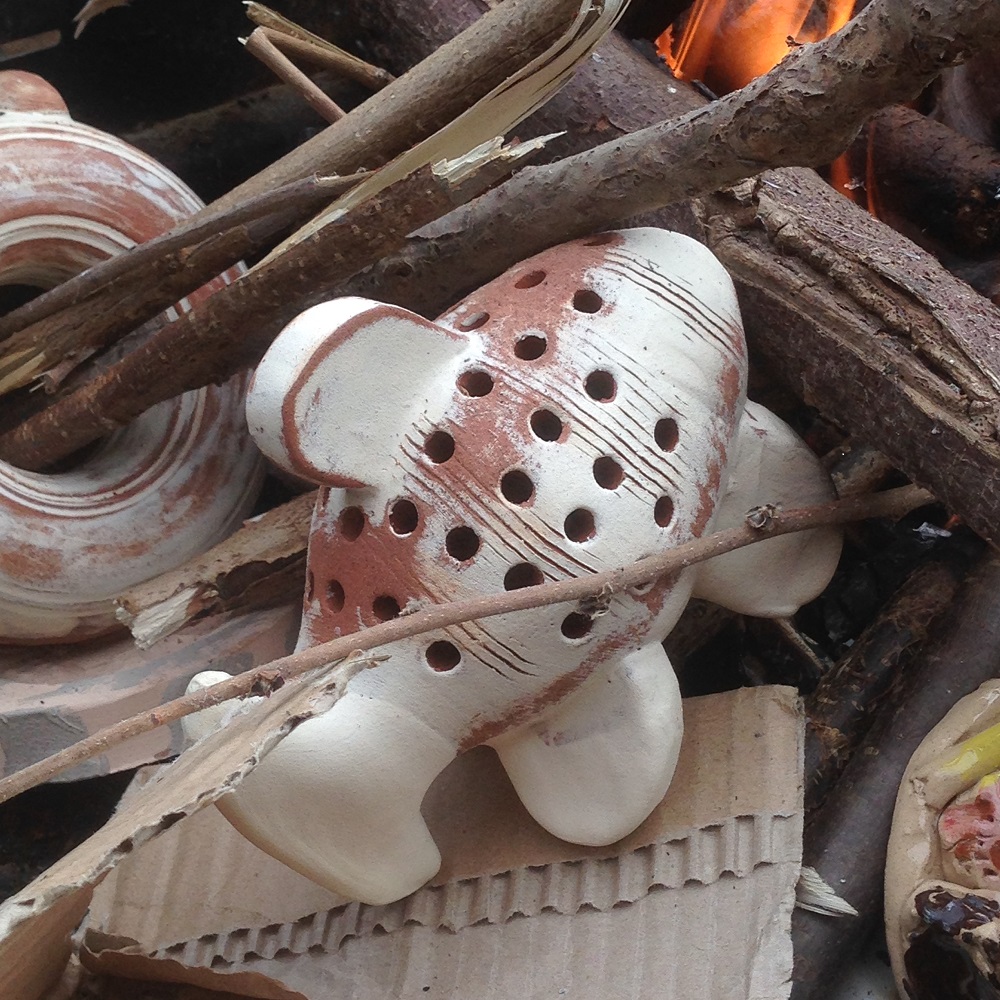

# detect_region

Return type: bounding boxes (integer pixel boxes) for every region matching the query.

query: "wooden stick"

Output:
[803,551,977,813]
[0,29,61,61]
[0,0,582,355]
[0,0,584,421]
[245,2,395,90]
[867,104,1000,268]
[711,171,1000,545]
[827,443,896,500]
[0,138,552,470]
[265,30,394,91]
[0,175,361,394]
[0,174,357,343]
[243,28,346,124]
[355,0,1000,313]
[209,0,585,216]
[0,484,931,806]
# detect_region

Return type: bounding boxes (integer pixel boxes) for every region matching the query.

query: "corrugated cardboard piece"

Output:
[81,685,805,1000]
[0,655,356,1000]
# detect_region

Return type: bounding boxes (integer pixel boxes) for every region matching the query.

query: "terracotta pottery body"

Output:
[0,71,263,643]
[188,228,842,904]
[886,681,1000,999]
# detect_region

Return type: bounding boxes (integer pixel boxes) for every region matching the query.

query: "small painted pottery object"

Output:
[187,228,842,904]
[886,680,1000,1000]
[0,71,263,643]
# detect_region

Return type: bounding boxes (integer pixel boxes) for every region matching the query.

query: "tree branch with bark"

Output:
[3,0,998,484]
[0,0,587,390]
[0,136,554,470]
[342,0,1000,542]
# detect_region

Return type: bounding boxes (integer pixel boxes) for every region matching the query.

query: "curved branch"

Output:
[354,0,1000,316]
[0,175,362,395]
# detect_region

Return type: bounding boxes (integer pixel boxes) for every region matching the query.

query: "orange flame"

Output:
[658,0,854,95]
[827,119,874,209]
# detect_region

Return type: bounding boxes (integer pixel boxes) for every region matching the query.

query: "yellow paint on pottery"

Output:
[937,721,1000,787]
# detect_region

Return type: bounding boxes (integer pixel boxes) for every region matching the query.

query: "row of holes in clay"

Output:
[426,607,594,672]
[445,275,681,525]
[337,489,674,558]
[312,576,592,673]
[314,237,628,670]
[529,409,679,453]
[455,366,617,402]
[496,461,675,526]
[339,467,675,538]
[425,420,679,505]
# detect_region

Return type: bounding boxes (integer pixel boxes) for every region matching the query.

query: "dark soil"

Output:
[0,770,135,901]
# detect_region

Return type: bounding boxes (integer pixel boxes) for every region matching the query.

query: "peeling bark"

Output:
[702,170,1000,541]
[115,491,316,648]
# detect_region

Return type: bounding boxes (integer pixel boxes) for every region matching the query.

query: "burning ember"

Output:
[656,1,861,206]
[658,0,854,96]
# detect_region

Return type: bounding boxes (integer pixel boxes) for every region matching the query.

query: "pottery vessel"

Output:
[0,71,263,643]
[886,680,1000,999]
[188,228,842,904]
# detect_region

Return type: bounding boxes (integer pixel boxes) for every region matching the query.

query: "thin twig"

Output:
[266,30,394,91]
[245,2,395,90]
[243,28,345,124]
[0,29,61,61]
[0,484,931,805]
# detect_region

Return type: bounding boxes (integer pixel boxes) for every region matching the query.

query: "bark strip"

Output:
[115,490,317,648]
[705,170,1000,543]
[0,176,360,395]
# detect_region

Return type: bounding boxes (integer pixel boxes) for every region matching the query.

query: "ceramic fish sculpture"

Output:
[188,228,842,904]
